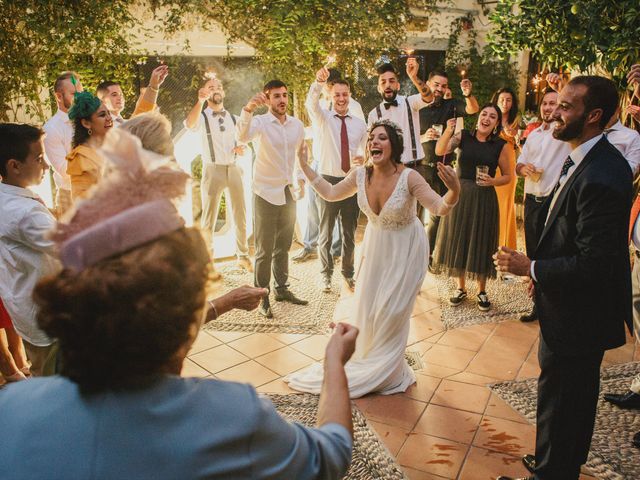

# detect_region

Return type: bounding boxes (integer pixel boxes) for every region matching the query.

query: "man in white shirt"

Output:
[515,89,571,322]
[0,124,60,377]
[367,61,433,165]
[306,67,367,292]
[43,71,84,216]
[96,65,169,125]
[604,108,640,176]
[237,80,307,318]
[184,78,251,277]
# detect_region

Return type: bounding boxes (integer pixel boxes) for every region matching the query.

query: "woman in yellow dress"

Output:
[66,91,114,201]
[491,87,519,250]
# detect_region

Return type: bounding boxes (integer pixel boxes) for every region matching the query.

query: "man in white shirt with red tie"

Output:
[306,67,367,292]
[43,71,84,216]
[237,80,308,318]
[367,61,433,165]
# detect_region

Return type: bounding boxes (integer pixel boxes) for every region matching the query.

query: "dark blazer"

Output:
[533,136,633,355]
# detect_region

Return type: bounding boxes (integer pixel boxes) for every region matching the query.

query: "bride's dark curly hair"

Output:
[365,119,404,183]
[34,227,210,394]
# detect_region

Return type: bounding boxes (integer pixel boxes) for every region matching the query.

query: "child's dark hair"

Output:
[0,123,44,177]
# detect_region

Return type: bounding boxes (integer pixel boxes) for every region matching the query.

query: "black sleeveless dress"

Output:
[432,130,506,279]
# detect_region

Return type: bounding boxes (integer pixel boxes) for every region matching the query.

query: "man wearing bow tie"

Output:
[367,61,433,165]
[185,78,252,278]
[494,76,632,480]
[43,71,84,217]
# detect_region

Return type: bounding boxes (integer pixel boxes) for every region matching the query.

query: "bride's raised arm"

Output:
[407,164,460,216]
[297,143,358,201]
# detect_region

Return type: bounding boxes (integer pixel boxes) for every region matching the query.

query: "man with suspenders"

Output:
[185,78,252,278]
[367,61,433,173]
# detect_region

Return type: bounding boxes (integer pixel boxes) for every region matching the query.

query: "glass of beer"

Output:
[529,168,544,182]
[476,165,489,185]
[432,124,443,138]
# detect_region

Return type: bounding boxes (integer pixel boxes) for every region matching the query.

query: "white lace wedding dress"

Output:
[285,166,454,398]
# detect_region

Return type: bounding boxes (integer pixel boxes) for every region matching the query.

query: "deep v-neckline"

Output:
[363,168,407,217]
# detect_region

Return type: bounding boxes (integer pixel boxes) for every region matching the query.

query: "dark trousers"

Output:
[534,336,603,480]
[253,189,296,292]
[318,174,359,278]
[413,163,446,251]
[524,194,549,256]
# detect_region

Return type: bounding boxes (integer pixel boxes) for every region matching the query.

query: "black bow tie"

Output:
[212,110,226,116]
[383,100,398,110]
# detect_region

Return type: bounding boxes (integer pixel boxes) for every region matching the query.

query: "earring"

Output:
[493,127,497,135]
[88,128,92,135]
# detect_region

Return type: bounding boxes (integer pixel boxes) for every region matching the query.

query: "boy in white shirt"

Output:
[0,124,60,376]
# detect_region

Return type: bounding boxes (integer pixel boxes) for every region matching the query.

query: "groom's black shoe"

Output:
[275,288,308,305]
[519,306,537,323]
[603,391,640,409]
[495,477,533,480]
[521,454,536,474]
[633,431,640,448]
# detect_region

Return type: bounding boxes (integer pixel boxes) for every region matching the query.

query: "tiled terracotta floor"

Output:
[187,271,638,480]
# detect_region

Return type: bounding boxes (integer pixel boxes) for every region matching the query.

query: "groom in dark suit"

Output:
[494,76,633,480]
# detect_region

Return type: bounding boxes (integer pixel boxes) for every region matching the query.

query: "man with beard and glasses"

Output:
[515,89,571,323]
[494,76,632,480]
[418,70,479,263]
[367,62,433,166]
[96,65,169,125]
[185,78,252,278]
[43,71,84,216]
[237,80,308,318]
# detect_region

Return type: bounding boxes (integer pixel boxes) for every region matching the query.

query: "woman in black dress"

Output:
[431,104,515,311]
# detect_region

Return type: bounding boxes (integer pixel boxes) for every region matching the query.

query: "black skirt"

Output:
[432,179,499,280]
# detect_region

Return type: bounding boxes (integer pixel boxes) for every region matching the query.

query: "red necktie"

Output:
[337,115,350,173]
[629,194,640,244]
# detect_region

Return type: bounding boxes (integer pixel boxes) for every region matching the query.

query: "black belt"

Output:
[526,193,549,203]
[405,159,433,168]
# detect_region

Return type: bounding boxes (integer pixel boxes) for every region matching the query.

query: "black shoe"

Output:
[477,291,491,311]
[521,454,535,474]
[322,275,332,293]
[449,289,467,307]
[603,391,640,409]
[275,289,308,305]
[344,276,355,291]
[633,431,640,448]
[496,477,533,480]
[519,307,538,323]
[258,298,273,318]
[292,249,316,262]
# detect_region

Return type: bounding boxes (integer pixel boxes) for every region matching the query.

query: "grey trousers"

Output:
[200,163,248,258]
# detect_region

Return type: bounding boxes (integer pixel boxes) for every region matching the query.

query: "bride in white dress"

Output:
[286,120,460,398]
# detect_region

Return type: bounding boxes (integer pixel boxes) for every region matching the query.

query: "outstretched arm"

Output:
[407,167,459,216]
[297,143,358,201]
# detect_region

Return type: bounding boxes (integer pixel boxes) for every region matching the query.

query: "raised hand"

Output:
[460,78,472,97]
[437,162,460,189]
[316,67,330,83]
[245,92,268,113]
[149,65,169,89]
[445,117,457,133]
[628,64,640,99]
[406,57,419,79]
[198,80,214,103]
[546,73,563,92]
